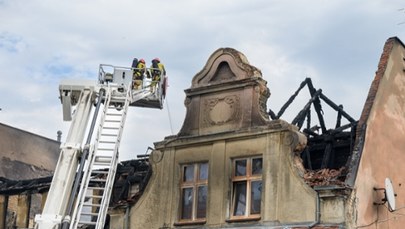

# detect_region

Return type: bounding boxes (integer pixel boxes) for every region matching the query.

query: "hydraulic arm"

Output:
[35,87,96,228]
[35,64,167,229]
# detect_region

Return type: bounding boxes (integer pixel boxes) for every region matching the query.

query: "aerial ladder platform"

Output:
[34,64,167,229]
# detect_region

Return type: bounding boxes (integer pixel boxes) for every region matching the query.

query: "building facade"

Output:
[126,37,405,228]
[128,48,319,228]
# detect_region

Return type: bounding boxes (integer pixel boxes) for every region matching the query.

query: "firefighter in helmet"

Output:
[150,58,166,93]
[133,58,146,89]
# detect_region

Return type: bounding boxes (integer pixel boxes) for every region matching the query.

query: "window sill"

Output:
[174,219,207,226]
[226,216,261,223]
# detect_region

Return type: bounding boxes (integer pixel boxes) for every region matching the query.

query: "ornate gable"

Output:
[192,48,262,87]
[179,48,270,136]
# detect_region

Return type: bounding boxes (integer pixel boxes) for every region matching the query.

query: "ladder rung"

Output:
[95,160,112,164]
[108,100,125,105]
[81,212,100,216]
[78,220,97,225]
[104,119,121,123]
[83,203,101,207]
[102,127,119,130]
[100,133,118,137]
[99,140,116,144]
[94,162,111,167]
[108,105,124,109]
[97,148,115,151]
[90,178,107,182]
[109,97,126,102]
[86,194,103,199]
[89,186,106,191]
[106,113,123,116]
[91,170,109,175]
[96,155,113,159]
[95,160,112,165]
[109,96,126,100]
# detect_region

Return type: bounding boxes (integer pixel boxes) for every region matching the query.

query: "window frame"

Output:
[229,156,262,221]
[176,162,209,225]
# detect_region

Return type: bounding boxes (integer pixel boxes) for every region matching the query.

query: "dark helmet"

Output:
[131,58,139,68]
[152,58,160,63]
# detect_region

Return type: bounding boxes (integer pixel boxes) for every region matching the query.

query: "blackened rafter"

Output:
[269,78,358,170]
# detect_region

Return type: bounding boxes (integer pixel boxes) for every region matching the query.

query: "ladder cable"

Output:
[165,96,174,135]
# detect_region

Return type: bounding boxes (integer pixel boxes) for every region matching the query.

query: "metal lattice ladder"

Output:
[70,87,131,229]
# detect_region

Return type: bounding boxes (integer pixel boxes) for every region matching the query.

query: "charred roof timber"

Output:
[269,78,358,186]
[0,158,151,207]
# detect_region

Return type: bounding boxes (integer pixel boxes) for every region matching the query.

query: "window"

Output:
[230,157,262,220]
[178,162,209,224]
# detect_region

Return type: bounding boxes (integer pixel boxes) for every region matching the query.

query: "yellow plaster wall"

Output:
[130,128,317,228]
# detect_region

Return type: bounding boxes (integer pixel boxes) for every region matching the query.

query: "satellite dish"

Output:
[385,178,396,212]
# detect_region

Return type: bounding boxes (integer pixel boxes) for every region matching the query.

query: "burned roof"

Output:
[0,158,151,207]
[268,77,357,187]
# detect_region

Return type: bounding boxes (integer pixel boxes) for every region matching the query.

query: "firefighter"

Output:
[133,58,146,89]
[150,58,166,93]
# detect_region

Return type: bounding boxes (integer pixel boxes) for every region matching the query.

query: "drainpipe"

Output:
[124,204,130,229]
[308,191,320,228]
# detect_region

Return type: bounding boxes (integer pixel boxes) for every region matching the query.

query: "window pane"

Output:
[199,163,209,181]
[252,158,263,175]
[196,185,208,219]
[183,165,194,182]
[232,182,247,216]
[250,181,262,214]
[181,188,193,219]
[235,159,247,176]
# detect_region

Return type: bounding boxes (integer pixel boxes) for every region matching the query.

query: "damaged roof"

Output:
[268,77,357,188]
[0,158,151,208]
[269,37,405,189]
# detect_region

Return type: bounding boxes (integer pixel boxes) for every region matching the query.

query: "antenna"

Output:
[373,177,397,212]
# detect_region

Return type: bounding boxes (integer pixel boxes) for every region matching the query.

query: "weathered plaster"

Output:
[352,38,405,228]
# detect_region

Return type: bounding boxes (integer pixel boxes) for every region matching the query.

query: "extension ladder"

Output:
[70,86,130,229]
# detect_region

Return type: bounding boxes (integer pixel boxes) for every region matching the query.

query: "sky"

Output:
[1,0,405,161]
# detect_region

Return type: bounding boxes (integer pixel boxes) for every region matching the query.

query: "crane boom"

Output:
[35,64,166,229]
